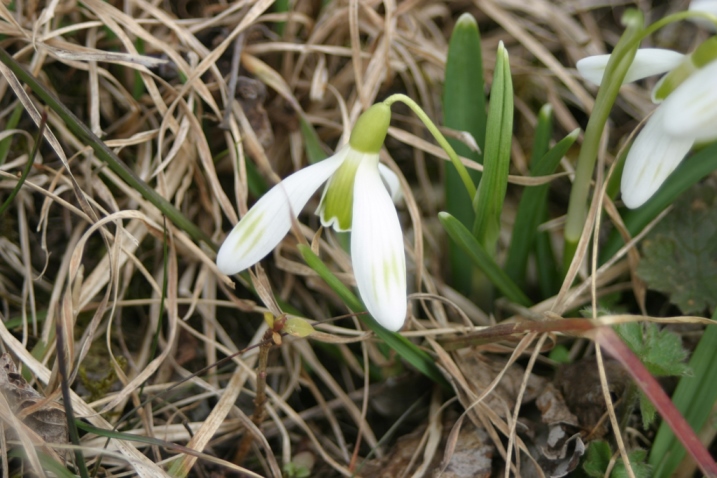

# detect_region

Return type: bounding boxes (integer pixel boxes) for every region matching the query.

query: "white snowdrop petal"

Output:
[661,61,717,142]
[576,54,612,85]
[378,163,404,204]
[621,107,695,209]
[689,0,717,31]
[351,157,407,331]
[216,149,347,274]
[577,49,684,86]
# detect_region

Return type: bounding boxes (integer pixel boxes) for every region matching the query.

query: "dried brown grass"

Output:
[0,0,705,476]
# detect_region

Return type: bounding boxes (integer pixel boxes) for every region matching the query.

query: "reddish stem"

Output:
[595,327,717,477]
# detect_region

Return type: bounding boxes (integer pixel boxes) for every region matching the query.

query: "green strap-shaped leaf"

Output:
[298,245,450,389]
[443,13,487,295]
[504,125,580,286]
[0,115,44,216]
[272,0,290,36]
[504,104,553,286]
[440,212,531,307]
[472,42,513,256]
[0,102,24,166]
[534,227,559,298]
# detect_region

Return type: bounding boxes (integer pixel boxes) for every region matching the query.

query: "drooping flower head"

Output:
[577,37,717,208]
[217,104,407,331]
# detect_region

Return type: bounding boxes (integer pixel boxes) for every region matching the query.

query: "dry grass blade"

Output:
[0,0,711,475]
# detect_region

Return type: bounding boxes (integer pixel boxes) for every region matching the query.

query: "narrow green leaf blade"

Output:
[504,126,579,285]
[0,112,46,216]
[530,104,554,166]
[649,311,717,476]
[472,42,514,256]
[440,212,531,307]
[272,0,290,36]
[443,12,486,295]
[504,103,554,285]
[0,102,23,166]
[300,115,329,164]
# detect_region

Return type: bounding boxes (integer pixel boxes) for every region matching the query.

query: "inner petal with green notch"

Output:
[317,149,367,232]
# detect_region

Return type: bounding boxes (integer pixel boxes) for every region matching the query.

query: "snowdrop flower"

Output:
[217,104,407,331]
[577,38,717,208]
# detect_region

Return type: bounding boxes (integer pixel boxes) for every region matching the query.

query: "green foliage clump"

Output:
[583,440,651,478]
[638,186,717,314]
[614,322,689,428]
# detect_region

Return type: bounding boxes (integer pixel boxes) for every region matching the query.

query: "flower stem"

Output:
[639,11,717,40]
[383,93,477,200]
[562,9,644,274]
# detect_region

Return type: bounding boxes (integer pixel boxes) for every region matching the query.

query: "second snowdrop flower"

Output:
[217,104,407,331]
[577,38,717,208]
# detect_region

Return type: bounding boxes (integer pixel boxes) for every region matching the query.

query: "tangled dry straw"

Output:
[0,0,705,476]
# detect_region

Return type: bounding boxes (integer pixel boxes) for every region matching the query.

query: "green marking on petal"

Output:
[654,38,717,102]
[380,253,401,296]
[653,59,695,102]
[349,103,391,153]
[237,210,267,255]
[318,151,364,231]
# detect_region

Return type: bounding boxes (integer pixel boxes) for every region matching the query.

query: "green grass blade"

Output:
[272,0,290,36]
[244,156,269,197]
[439,212,532,307]
[599,141,717,263]
[8,449,76,478]
[0,102,24,166]
[649,312,717,476]
[300,115,329,164]
[76,420,181,447]
[0,112,45,216]
[534,225,559,297]
[443,13,486,294]
[504,127,579,286]
[530,104,554,165]
[504,104,553,284]
[471,42,513,256]
[132,38,146,100]
[297,245,450,389]
[0,47,215,250]
[532,106,563,297]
